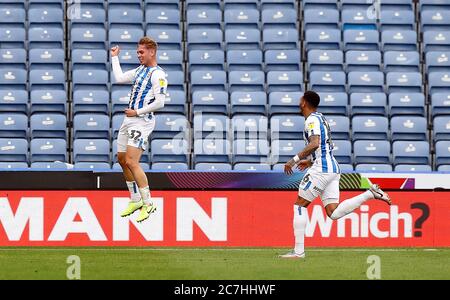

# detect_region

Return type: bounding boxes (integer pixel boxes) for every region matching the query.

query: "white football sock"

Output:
[126,181,141,202]
[139,186,153,206]
[293,205,307,255]
[330,190,373,220]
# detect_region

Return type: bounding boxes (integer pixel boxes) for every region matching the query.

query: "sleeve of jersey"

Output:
[111,56,136,84]
[136,70,167,116]
[305,117,321,137]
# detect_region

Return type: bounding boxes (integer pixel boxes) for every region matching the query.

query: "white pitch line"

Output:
[0,248,440,252]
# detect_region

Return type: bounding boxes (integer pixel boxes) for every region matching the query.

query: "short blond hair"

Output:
[138,37,158,50]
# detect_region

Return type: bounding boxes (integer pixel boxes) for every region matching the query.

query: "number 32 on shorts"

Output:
[128,129,142,141]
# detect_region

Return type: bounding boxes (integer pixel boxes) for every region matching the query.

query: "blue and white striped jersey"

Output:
[303,112,340,174]
[128,65,167,116]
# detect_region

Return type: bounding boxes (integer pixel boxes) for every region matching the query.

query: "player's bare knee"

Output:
[125,157,139,170]
[118,154,127,166]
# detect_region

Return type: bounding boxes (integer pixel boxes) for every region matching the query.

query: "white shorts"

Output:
[117,116,155,152]
[298,168,341,207]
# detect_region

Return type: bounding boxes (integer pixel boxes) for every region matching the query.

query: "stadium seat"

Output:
[344,30,379,51]
[270,115,304,140]
[386,72,423,94]
[0,90,28,114]
[267,71,303,93]
[232,114,268,140]
[352,116,389,141]
[345,50,381,71]
[151,162,189,170]
[233,139,270,164]
[423,31,450,52]
[0,25,26,48]
[264,50,302,72]
[433,116,450,142]
[233,163,271,171]
[435,140,450,168]
[354,140,391,165]
[268,91,302,115]
[419,0,450,11]
[331,140,352,165]
[152,114,189,140]
[389,93,426,117]
[431,93,450,118]
[0,113,27,138]
[338,164,354,172]
[187,28,223,51]
[391,116,428,141]
[270,140,303,164]
[263,28,299,50]
[30,48,65,71]
[227,50,263,71]
[30,138,66,163]
[73,89,109,115]
[326,115,351,140]
[73,114,110,140]
[394,164,432,172]
[350,93,387,116]
[0,162,29,170]
[73,139,110,163]
[348,71,384,93]
[0,48,26,70]
[384,51,420,72]
[28,26,64,49]
[0,68,27,91]
[150,139,189,163]
[393,141,430,166]
[305,29,341,51]
[429,72,450,95]
[0,138,27,162]
[309,71,346,92]
[303,0,337,10]
[189,50,225,72]
[225,9,259,30]
[230,91,266,116]
[382,30,417,51]
[190,70,227,92]
[421,10,450,33]
[303,8,339,30]
[229,71,265,93]
[29,69,65,91]
[355,164,393,172]
[158,90,186,115]
[192,91,228,115]
[308,50,344,72]
[262,8,296,30]
[380,9,415,31]
[194,163,233,171]
[193,113,229,139]
[74,162,111,171]
[147,28,182,50]
[193,139,231,164]
[318,93,348,116]
[426,51,450,73]
[158,49,183,71]
[187,8,222,30]
[342,8,377,30]
[30,113,66,139]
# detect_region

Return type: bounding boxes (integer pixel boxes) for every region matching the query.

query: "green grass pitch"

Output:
[0,248,448,280]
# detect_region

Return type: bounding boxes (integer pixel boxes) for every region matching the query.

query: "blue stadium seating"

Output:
[0,0,445,171]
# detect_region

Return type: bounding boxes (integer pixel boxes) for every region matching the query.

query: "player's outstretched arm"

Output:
[111,45,135,84]
[284,136,319,175]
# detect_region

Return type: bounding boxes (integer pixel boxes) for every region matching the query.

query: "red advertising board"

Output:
[0,191,449,247]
